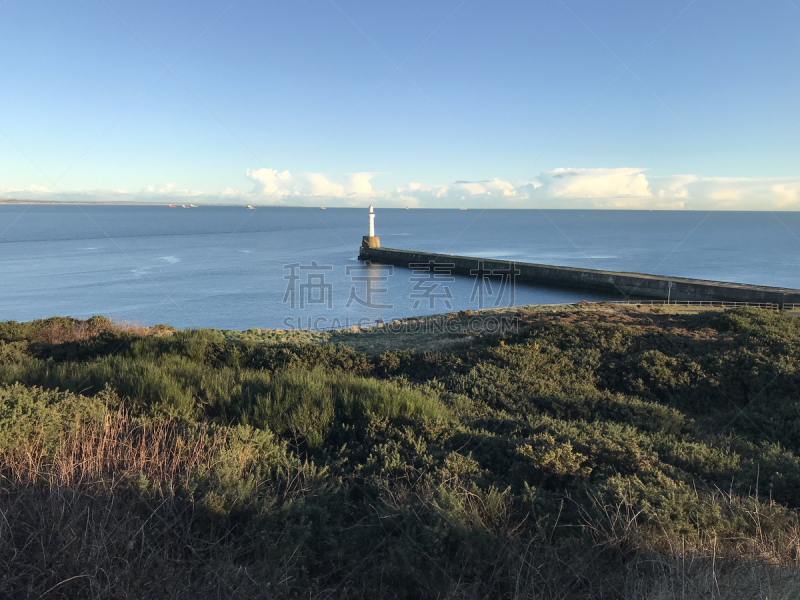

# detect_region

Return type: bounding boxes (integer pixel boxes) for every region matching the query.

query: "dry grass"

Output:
[325,304,740,356]
[0,410,316,599]
[31,317,173,345]
[217,303,775,355]
[329,309,520,355]
[2,413,800,598]
[0,409,280,494]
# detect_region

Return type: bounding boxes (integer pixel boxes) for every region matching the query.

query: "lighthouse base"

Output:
[361,236,380,249]
[359,236,381,259]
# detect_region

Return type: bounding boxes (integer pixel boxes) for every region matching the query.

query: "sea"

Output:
[1,205,799,331]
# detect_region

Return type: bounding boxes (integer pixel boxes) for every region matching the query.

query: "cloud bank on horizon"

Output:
[3,167,799,210]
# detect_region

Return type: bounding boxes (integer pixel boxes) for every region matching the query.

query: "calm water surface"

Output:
[1,205,799,330]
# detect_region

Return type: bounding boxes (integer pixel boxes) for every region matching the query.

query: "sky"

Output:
[0,0,798,209]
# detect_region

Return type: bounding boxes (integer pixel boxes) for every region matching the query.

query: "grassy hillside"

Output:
[1,306,800,599]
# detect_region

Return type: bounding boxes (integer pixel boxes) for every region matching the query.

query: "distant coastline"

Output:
[0,200,701,210]
[2,200,796,212]
[0,199,236,206]
[0,200,360,207]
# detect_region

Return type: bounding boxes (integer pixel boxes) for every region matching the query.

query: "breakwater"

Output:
[358,246,800,307]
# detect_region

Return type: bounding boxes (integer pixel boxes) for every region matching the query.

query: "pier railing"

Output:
[605,300,782,310]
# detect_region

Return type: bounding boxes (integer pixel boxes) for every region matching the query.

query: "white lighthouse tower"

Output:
[368,205,375,237]
[360,205,380,258]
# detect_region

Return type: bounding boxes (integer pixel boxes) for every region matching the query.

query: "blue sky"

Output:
[0,0,798,208]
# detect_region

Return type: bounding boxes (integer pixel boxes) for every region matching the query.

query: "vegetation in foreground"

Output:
[1,306,800,598]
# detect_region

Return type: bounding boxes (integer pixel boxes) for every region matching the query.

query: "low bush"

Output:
[1,307,800,598]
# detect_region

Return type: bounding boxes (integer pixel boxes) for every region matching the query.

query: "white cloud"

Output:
[519,172,800,210]
[455,181,487,195]
[399,182,449,198]
[142,183,204,198]
[453,178,518,197]
[243,169,376,200]
[2,167,799,210]
[654,174,696,200]
[674,177,800,210]
[709,189,743,202]
[2,183,53,195]
[246,168,293,196]
[305,172,344,197]
[595,196,686,210]
[540,167,652,199]
[347,172,374,196]
[772,184,799,208]
[395,178,517,205]
[396,194,422,208]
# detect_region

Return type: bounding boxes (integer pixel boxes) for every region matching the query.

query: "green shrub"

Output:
[0,341,29,365]
[1,308,800,598]
[0,383,109,452]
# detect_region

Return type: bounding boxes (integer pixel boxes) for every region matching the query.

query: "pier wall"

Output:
[358,246,800,306]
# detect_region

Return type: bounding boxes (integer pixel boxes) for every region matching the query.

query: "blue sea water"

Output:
[1,205,799,330]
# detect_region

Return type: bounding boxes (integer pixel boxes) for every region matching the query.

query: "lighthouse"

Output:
[368,205,375,237]
[360,205,381,257]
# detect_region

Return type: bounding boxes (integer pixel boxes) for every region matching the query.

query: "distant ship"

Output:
[246,205,255,210]
[405,206,410,210]
[190,204,198,208]
[460,207,467,210]
[168,204,177,208]
[320,206,326,210]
